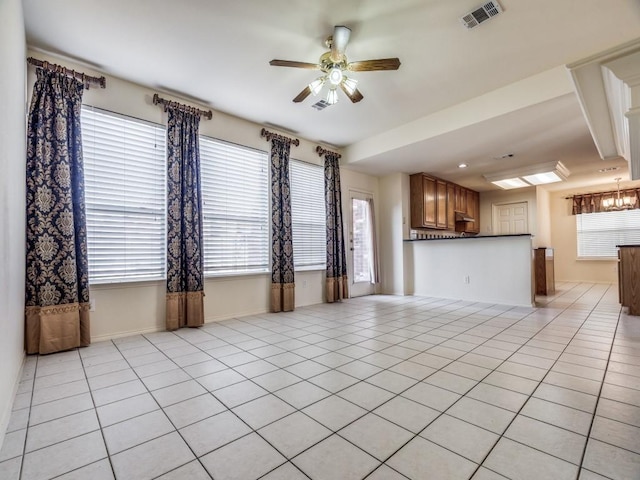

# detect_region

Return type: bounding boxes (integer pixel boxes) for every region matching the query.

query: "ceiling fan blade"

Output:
[330,25,351,63]
[348,58,401,72]
[269,59,321,69]
[293,86,312,103]
[340,83,364,103]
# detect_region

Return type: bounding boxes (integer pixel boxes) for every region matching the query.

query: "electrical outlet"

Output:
[89,299,96,312]
[302,280,307,288]
[464,275,470,284]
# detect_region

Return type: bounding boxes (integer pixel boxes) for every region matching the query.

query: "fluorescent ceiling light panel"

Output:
[491,178,530,189]
[521,171,563,185]
[484,161,570,189]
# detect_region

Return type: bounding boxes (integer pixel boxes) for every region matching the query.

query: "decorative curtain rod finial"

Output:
[316,145,341,159]
[260,127,299,147]
[153,93,212,120]
[27,57,106,89]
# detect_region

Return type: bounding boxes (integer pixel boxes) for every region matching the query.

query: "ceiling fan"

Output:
[269,25,401,106]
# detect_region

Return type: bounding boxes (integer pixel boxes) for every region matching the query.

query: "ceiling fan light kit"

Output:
[326,88,339,105]
[269,25,400,107]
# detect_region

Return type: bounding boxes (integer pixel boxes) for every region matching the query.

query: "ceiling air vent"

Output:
[460,1,503,29]
[312,99,331,111]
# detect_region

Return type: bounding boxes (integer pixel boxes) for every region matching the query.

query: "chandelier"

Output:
[602,177,634,210]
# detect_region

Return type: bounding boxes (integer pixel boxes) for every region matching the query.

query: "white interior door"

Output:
[493,201,529,235]
[349,191,376,297]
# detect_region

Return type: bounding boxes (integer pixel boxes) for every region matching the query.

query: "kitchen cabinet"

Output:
[454,185,466,213]
[410,173,479,232]
[446,182,456,229]
[466,189,480,234]
[454,188,480,234]
[436,180,448,229]
[410,174,437,228]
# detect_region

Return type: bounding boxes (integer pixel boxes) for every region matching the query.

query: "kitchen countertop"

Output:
[404,233,533,242]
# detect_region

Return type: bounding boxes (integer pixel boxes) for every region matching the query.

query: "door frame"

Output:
[347,189,376,298]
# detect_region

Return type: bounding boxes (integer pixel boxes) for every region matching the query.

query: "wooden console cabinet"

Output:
[618,245,640,316]
[534,248,555,296]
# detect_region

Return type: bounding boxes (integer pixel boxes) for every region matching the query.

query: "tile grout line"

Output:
[362,283,595,478]
[575,294,624,479]
[466,283,619,479]
[109,333,220,480]
[357,287,604,477]
[17,355,38,480]
[7,283,630,480]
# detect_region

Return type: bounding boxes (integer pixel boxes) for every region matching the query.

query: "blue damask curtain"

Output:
[270,137,295,312]
[324,152,349,302]
[165,109,205,330]
[25,69,91,354]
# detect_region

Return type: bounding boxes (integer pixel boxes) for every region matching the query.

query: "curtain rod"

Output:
[152,94,212,120]
[316,146,341,158]
[27,57,106,89]
[260,128,299,146]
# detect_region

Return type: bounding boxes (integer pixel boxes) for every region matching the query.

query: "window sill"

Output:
[205,271,270,281]
[90,279,165,290]
[576,257,617,262]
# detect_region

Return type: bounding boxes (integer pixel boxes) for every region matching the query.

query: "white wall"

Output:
[536,187,552,248]
[378,173,410,295]
[550,186,618,283]
[408,236,535,307]
[0,0,26,451]
[27,50,380,341]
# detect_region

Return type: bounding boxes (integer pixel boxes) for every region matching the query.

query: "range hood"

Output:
[455,212,475,222]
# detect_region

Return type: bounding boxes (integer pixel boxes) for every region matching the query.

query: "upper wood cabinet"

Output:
[436,180,448,229]
[410,174,436,228]
[446,182,456,229]
[454,185,466,213]
[411,173,480,233]
[410,174,448,229]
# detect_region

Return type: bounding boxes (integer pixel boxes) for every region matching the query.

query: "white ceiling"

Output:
[23,0,640,191]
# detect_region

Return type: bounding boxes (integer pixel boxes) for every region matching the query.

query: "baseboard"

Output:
[556,279,617,285]
[0,351,26,454]
[91,325,164,343]
[204,307,269,324]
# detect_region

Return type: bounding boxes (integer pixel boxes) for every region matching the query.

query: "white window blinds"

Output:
[200,136,269,275]
[290,159,326,270]
[81,106,167,284]
[576,209,640,258]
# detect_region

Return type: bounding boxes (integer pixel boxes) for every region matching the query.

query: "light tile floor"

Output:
[1,282,640,479]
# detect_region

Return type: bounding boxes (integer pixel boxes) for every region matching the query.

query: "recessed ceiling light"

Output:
[458,163,468,169]
[598,166,620,173]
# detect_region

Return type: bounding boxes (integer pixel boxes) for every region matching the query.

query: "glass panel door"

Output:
[350,191,376,297]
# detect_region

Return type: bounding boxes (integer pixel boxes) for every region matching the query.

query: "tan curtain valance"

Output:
[571,188,640,215]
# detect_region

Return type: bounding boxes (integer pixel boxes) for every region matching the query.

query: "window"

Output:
[290,159,326,270]
[200,136,269,275]
[576,209,640,258]
[82,106,166,284]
